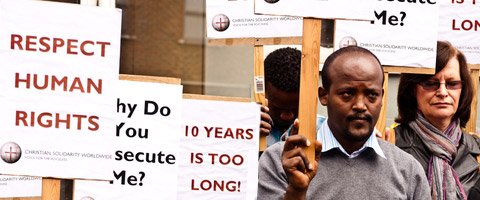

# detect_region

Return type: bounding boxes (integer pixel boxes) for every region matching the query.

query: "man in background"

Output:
[260,47,326,147]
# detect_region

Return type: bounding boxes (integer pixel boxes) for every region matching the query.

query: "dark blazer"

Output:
[395,124,480,196]
[470,178,480,199]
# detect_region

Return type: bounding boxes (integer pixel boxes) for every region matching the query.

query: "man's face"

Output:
[265,83,299,131]
[319,53,383,143]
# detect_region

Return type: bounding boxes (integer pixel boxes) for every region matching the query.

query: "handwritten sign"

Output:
[335,0,438,68]
[0,0,121,180]
[438,0,480,64]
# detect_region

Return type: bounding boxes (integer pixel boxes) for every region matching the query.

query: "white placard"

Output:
[74,98,260,200]
[335,1,438,68]
[254,0,373,21]
[207,0,302,39]
[74,80,183,200]
[438,0,480,64]
[0,0,121,180]
[177,99,259,200]
[0,175,41,198]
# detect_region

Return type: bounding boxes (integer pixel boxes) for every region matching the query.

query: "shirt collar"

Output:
[317,121,386,159]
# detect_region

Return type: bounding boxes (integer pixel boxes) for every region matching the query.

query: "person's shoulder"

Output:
[394,124,416,147]
[462,132,480,154]
[378,139,421,165]
[378,139,409,156]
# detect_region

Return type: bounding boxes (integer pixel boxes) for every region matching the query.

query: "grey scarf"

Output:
[409,113,467,200]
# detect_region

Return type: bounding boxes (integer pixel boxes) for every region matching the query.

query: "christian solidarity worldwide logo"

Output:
[1,142,22,164]
[212,14,230,32]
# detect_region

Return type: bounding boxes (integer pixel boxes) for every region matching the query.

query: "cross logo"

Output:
[339,36,358,48]
[5,146,18,161]
[212,14,230,32]
[1,142,22,164]
[216,18,226,30]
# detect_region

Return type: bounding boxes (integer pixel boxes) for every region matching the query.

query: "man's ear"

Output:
[318,87,328,106]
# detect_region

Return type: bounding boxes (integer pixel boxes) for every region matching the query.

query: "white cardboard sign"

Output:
[206,0,302,39]
[335,0,438,68]
[0,175,41,198]
[74,98,260,200]
[74,80,183,200]
[438,0,480,64]
[177,99,259,200]
[254,0,373,21]
[0,0,121,180]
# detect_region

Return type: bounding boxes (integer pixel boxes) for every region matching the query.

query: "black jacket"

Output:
[470,178,480,199]
[395,124,480,196]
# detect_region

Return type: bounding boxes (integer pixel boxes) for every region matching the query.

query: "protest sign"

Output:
[0,175,41,198]
[335,0,438,68]
[177,99,259,200]
[438,0,480,64]
[206,0,302,39]
[254,0,373,20]
[75,97,259,200]
[74,80,183,199]
[0,0,121,180]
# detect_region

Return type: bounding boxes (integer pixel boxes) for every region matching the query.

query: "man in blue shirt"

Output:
[258,46,430,200]
[260,47,302,147]
[260,47,326,147]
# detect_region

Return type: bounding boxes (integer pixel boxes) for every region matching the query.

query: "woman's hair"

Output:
[395,41,473,127]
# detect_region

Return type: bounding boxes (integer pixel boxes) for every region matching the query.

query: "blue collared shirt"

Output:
[266,126,284,147]
[268,115,327,147]
[317,121,386,159]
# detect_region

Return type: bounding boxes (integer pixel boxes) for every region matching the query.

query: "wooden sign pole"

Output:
[466,66,480,134]
[41,178,61,200]
[298,18,321,161]
[377,72,395,144]
[253,45,268,151]
[467,66,480,165]
[377,72,388,141]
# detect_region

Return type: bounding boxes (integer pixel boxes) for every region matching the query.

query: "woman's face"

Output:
[415,57,462,130]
